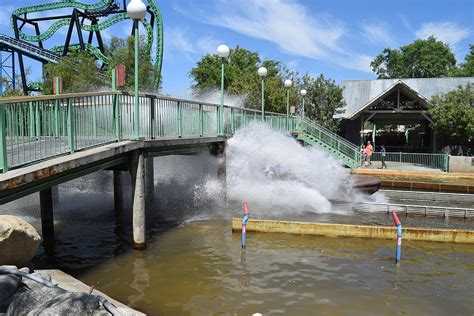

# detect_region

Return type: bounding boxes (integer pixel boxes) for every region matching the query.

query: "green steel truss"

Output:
[9,0,163,88]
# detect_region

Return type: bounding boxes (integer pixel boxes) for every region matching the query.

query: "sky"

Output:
[0,0,473,97]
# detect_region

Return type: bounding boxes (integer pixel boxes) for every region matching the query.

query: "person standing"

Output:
[365,141,374,166]
[360,145,366,167]
[379,145,387,169]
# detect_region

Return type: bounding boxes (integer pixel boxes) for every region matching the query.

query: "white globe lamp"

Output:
[217,44,230,58]
[257,67,268,77]
[127,0,147,20]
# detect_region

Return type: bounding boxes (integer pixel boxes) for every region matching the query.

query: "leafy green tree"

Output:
[300,74,345,132]
[189,46,294,113]
[43,50,105,94]
[450,44,474,77]
[106,36,161,92]
[370,36,456,78]
[428,84,474,154]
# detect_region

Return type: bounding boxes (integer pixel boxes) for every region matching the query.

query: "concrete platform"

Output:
[352,169,474,193]
[232,218,474,244]
[37,269,145,315]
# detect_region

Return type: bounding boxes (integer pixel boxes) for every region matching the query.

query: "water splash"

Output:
[219,123,371,216]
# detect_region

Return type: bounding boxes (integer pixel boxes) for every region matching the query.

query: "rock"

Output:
[0,216,41,267]
[0,266,21,313]
[22,271,52,291]
[6,288,110,316]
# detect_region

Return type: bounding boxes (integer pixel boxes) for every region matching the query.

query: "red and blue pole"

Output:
[391,211,402,263]
[242,202,250,248]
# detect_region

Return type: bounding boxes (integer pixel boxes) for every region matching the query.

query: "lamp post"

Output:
[300,89,307,119]
[257,67,267,121]
[217,44,230,135]
[127,0,147,140]
[284,79,292,130]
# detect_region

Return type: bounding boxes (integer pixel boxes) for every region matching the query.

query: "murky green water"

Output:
[75,219,474,316]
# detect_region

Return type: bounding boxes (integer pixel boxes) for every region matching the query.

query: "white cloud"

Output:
[0,6,14,27]
[177,0,372,73]
[360,23,396,47]
[167,27,196,54]
[415,22,471,47]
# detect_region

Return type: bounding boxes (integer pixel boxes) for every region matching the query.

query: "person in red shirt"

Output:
[365,141,374,165]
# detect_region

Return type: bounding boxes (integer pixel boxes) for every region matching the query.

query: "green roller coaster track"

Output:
[11,0,163,86]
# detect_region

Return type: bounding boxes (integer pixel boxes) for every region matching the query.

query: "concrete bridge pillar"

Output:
[129,150,146,250]
[145,157,155,209]
[39,188,54,255]
[215,142,227,205]
[113,170,124,213]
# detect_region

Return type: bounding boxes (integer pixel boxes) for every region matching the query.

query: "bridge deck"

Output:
[0,136,225,204]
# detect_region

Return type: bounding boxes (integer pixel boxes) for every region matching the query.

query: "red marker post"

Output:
[391,211,402,263]
[242,202,250,248]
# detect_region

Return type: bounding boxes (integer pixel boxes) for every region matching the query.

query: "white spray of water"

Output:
[204,123,377,216]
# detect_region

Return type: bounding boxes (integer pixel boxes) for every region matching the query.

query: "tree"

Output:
[43,50,105,94]
[106,36,161,92]
[450,44,474,77]
[189,46,295,113]
[428,84,474,155]
[370,36,456,78]
[300,74,345,132]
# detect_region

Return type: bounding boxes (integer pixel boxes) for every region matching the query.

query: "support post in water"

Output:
[130,150,146,250]
[242,202,250,248]
[391,211,402,263]
[40,188,54,255]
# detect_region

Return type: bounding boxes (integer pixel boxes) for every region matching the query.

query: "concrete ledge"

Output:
[380,180,473,193]
[232,218,474,244]
[449,155,474,173]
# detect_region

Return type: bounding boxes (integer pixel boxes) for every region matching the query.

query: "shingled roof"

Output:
[335,77,474,120]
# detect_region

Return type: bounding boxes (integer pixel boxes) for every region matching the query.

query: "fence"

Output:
[370,151,449,171]
[0,91,289,172]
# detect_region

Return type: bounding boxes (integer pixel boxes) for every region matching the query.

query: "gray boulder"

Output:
[0,266,21,313]
[6,287,110,316]
[0,216,41,266]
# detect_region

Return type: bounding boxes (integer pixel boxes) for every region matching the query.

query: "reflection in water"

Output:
[128,251,150,307]
[239,249,250,288]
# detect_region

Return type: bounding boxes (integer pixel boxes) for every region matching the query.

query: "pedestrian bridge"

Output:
[0,90,361,175]
[0,90,360,248]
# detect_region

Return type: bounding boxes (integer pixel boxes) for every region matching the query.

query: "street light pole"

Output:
[258,67,267,122]
[127,0,147,140]
[300,89,307,119]
[284,79,292,131]
[217,44,230,135]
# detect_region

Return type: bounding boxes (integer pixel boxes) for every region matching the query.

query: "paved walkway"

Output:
[359,161,443,172]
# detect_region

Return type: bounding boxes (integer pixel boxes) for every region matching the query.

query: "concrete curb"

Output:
[232,218,474,244]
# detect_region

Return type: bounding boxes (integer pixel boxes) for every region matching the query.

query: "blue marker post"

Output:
[242,202,250,248]
[391,211,402,263]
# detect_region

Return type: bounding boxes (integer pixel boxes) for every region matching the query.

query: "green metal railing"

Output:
[370,152,449,171]
[294,117,361,168]
[0,91,450,173]
[0,91,288,172]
